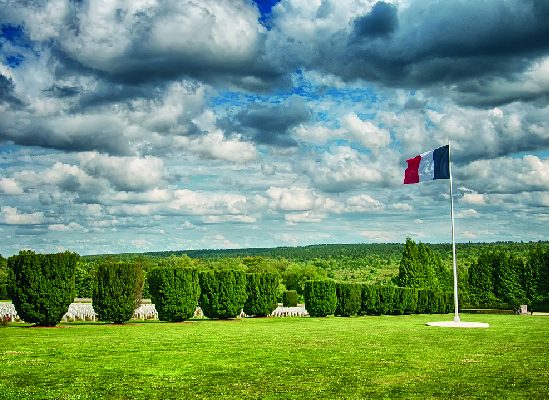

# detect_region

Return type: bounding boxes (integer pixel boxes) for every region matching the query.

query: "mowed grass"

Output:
[1,314,548,399]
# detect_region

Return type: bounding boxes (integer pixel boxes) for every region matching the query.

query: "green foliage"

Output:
[199,267,247,319]
[397,287,419,315]
[243,272,279,317]
[469,251,527,310]
[304,279,337,317]
[398,238,451,290]
[75,261,94,298]
[148,256,200,322]
[417,289,431,314]
[283,263,327,295]
[8,251,78,326]
[335,282,361,317]
[360,284,381,315]
[360,285,451,315]
[282,290,298,307]
[93,259,144,323]
[0,254,9,300]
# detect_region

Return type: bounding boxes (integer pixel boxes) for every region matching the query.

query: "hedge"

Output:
[359,284,453,316]
[335,282,362,317]
[282,290,298,307]
[243,272,279,317]
[148,257,200,322]
[8,251,78,326]
[304,279,337,317]
[199,268,247,319]
[93,259,144,323]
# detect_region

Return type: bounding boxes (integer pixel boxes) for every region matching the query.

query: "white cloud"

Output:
[456,209,480,218]
[462,155,549,193]
[267,186,318,211]
[461,193,486,205]
[301,146,390,192]
[79,152,165,192]
[0,178,24,195]
[1,207,44,225]
[175,131,257,163]
[293,124,341,145]
[203,215,257,224]
[345,194,384,212]
[285,211,327,225]
[48,222,83,231]
[341,112,391,150]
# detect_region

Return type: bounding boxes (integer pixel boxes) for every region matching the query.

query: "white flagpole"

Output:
[449,140,460,322]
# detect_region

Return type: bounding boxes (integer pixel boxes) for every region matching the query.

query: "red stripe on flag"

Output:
[404,155,421,184]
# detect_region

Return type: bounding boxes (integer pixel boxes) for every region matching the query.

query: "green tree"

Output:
[243,272,279,317]
[8,251,78,326]
[283,263,327,295]
[335,282,361,317]
[0,254,9,300]
[304,279,337,317]
[148,256,200,322]
[93,259,144,323]
[199,266,247,319]
[468,252,498,308]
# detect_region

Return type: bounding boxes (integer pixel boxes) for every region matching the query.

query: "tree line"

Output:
[5,250,453,326]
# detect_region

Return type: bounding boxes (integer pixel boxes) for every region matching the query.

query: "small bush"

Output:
[244,272,279,317]
[93,259,144,323]
[304,279,337,317]
[282,290,299,307]
[335,282,361,317]
[148,256,200,322]
[199,267,247,319]
[8,251,78,326]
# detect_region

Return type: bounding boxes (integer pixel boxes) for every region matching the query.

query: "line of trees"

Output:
[398,238,549,311]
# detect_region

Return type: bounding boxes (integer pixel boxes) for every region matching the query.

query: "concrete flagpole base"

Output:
[426,321,489,328]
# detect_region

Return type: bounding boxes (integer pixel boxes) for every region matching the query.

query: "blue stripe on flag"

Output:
[433,145,450,180]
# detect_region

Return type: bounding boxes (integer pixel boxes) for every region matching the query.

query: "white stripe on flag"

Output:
[418,149,435,182]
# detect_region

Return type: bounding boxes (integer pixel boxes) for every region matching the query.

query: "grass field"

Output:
[1,314,548,399]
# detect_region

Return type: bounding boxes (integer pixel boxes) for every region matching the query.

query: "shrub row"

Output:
[304,279,453,317]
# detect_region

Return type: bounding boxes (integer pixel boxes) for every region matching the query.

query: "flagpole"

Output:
[449,140,460,322]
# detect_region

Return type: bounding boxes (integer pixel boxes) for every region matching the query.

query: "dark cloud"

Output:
[0,74,24,106]
[42,84,80,98]
[352,2,398,38]
[223,96,309,146]
[0,114,132,155]
[332,0,549,105]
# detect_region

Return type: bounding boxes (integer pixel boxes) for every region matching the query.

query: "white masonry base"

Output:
[426,321,490,328]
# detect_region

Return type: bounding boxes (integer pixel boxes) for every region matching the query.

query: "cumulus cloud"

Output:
[1,206,44,225]
[300,146,398,193]
[340,112,390,150]
[462,155,549,194]
[345,194,384,213]
[78,153,165,192]
[224,96,309,146]
[267,186,319,212]
[0,178,23,195]
[266,0,549,105]
[175,131,257,163]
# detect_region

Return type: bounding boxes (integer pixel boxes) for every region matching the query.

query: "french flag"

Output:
[404,145,450,184]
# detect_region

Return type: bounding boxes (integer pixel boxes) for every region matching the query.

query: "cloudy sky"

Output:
[1,0,548,256]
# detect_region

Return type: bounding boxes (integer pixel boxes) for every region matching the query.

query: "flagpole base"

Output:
[426,321,489,328]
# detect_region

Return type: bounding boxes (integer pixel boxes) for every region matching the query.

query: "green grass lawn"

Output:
[1,314,548,399]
